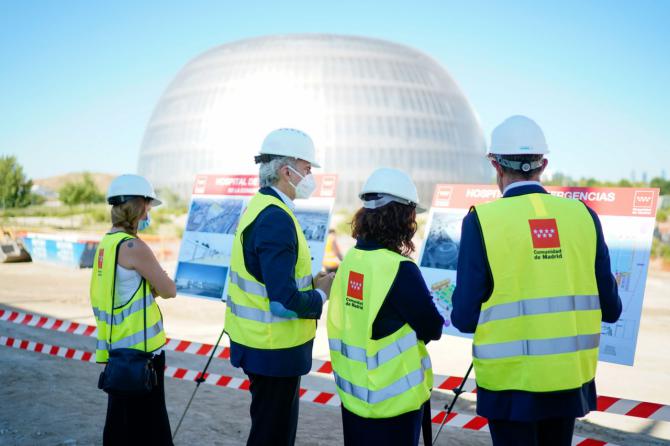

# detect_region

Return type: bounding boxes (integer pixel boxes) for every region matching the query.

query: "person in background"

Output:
[328,167,444,446]
[451,116,622,446]
[90,174,176,445]
[323,228,344,273]
[224,128,335,446]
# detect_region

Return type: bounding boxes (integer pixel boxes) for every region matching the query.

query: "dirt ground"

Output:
[0,261,669,445]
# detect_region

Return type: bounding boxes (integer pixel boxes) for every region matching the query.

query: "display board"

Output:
[175,174,337,301]
[418,184,659,366]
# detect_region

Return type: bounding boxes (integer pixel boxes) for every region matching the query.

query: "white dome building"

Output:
[138,34,489,206]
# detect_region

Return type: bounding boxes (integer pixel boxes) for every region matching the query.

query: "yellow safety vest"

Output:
[323,234,340,269]
[473,193,601,392]
[90,232,166,363]
[327,248,433,418]
[224,193,316,350]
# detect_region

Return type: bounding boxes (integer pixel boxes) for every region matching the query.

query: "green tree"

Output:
[31,194,46,206]
[59,173,105,207]
[545,171,572,186]
[581,178,601,187]
[650,177,670,195]
[0,155,33,209]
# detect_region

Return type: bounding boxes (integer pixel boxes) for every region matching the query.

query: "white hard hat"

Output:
[107,174,162,207]
[488,115,549,155]
[359,167,425,212]
[257,128,321,167]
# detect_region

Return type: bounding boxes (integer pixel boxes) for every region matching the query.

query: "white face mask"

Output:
[287,165,317,199]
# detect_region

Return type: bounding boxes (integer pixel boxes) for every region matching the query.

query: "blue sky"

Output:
[1,0,668,182]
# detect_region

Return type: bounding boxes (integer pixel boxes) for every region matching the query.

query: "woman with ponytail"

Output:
[90,174,176,445]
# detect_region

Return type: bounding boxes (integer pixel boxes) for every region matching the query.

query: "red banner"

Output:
[192,174,338,198]
[431,184,659,217]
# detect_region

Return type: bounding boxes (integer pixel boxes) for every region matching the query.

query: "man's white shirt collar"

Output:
[270,186,325,302]
[271,186,296,212]
[503,180,543,195]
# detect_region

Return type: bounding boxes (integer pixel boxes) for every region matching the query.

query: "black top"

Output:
[355,239,444,343]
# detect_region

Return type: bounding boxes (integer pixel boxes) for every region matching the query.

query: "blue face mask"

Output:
[138,214,151,232]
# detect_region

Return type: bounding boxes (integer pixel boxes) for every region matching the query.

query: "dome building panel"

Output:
[138,34,489,205]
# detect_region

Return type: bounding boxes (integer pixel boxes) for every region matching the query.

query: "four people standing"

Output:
[92,121,623,445]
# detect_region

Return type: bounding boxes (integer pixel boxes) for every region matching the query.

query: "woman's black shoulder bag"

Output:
[98,248,158,397]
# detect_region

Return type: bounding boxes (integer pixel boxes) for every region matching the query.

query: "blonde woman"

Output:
[90,174,176,445]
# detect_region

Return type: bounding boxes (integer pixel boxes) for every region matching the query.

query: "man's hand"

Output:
[315,272,335,297]
[313,271,328,288]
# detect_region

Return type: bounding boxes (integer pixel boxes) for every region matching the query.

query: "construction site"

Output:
[0,228,669,445]
[3,4,670,445]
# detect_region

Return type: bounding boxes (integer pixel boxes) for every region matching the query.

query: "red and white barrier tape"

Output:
[2,308,668,423]
[0,308,97,337]
[0,334,619,446]
[0,335,96,363]
[0,308,482,391]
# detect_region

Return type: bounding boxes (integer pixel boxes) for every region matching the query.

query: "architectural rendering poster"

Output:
[175,173,338,301]
[418,184,659,366]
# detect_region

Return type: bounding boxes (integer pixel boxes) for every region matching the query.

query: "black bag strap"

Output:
[108,235,132,346]
[421,398,433,445]
[108,234,148,352]
[142,278,147,352]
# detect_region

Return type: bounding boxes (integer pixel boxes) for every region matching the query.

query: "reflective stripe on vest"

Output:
[96,319,165,351]
[333,356,432,405]
[93,298,146,326]
[227,299,294,324]
[478,294,600,325]
[229,270,312,299]
[328,330,419,370]
[473,333,600,359]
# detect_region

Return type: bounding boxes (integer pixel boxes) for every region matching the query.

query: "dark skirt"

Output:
[103,351,173,446]
[341,403,427,446]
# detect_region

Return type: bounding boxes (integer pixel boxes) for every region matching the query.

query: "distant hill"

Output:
[33,172,116,194]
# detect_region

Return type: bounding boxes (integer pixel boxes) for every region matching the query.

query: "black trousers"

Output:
[103,351,173,446]
[488,417,575,446]
[246,372,301,446]
[341,402,428,446]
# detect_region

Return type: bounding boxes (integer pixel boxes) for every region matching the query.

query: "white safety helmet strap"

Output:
[108,195,153,206]
[362,193,413,209]
[492,155,544,173]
